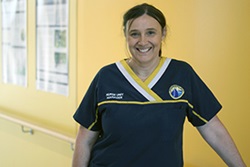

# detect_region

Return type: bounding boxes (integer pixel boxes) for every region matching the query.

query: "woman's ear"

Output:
[162,26,167,40]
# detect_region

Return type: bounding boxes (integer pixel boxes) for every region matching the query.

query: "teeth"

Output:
[138,48,150,53]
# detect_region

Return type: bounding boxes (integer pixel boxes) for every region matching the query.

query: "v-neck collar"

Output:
[116,57,171,101]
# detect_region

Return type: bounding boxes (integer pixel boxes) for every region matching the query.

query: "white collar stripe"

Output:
[148,58,172,89]
[116,61,156,101]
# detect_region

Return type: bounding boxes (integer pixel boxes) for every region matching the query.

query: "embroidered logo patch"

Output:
[169,85,185,99]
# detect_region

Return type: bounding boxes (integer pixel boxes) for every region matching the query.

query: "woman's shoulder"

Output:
[98,62,117,73]
[96,61,124,78]
[169,57,193,70]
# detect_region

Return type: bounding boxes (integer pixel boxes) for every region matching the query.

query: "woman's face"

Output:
[125,14,166,64]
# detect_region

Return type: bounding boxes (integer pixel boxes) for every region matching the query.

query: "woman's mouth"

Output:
[137,47,152,53]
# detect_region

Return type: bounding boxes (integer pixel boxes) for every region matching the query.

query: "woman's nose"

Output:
[138,35,147,45]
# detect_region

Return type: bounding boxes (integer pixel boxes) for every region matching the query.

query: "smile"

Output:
[137,47,152,53]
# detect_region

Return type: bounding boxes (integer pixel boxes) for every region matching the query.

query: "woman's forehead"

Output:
[127,14,161,31]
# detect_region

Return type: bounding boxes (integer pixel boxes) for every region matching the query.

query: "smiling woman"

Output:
[122,4,167,81]
[125,14,165,71]
[124,4,166,64]
[72,3,246,167]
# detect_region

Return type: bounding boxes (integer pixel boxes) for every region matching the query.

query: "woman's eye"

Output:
[130,32,140,37]
[147,31,156,36]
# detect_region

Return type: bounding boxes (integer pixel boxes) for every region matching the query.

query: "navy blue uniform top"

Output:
[73,58,222,167]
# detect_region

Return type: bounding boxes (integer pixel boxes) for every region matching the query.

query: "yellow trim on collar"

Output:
[144,57,166,85]
[120,59,163,101]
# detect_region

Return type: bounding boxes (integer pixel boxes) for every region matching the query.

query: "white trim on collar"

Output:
[116,61,157,101]
[148,58,172,89]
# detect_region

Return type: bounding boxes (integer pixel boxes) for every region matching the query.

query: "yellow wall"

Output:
[0,1,77,166]
[0,0,249,167]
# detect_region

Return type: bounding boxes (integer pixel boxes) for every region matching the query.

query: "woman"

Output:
[72,3,246,167]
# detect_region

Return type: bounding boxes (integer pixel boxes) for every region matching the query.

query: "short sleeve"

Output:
[186,65,222,126]
[73,73,101,131]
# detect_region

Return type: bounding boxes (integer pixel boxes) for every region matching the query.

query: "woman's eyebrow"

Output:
[146,28,157,31]
[129,28,157,32]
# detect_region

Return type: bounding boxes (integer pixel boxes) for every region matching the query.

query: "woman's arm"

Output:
[72,126,100,167]
[197,116,246,167]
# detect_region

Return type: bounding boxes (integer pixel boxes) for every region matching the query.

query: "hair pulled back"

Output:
[123,3,166,34]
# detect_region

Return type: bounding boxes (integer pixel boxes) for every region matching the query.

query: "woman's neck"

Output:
[127,57,161,81]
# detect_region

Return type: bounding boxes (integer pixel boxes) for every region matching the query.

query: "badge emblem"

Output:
[169,85,185,99]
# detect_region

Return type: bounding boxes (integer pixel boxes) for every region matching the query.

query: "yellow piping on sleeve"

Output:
[88,108,99,130]
[192,110,208,123]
